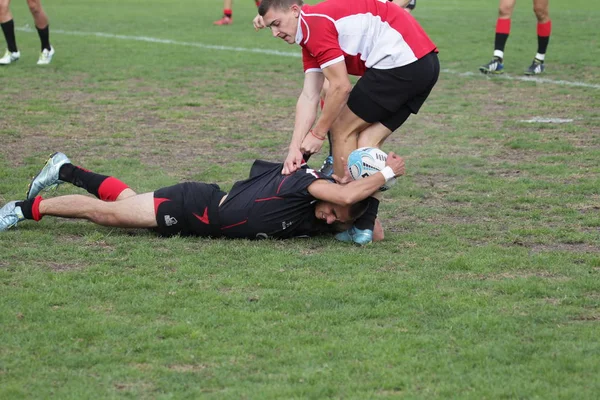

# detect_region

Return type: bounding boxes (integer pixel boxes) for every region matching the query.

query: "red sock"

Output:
[495,18,511,34]
[537,20,552,37]
[97,177,129,202]
[255,1,261,7]
[224,9,232,18]
[32,196,43,221]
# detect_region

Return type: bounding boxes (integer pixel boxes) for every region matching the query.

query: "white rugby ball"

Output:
[347,147,396,191]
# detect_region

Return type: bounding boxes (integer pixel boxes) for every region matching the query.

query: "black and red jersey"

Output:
[218,160,334,239]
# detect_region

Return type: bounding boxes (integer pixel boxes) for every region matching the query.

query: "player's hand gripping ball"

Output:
[347,147,397,191]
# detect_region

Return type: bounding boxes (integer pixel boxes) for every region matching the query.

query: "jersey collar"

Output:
[295,9,307,44]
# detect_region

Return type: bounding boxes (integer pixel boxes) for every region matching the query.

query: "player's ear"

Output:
[291,4,300,17]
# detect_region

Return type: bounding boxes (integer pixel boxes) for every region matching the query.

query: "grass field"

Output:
[1,0,599,398]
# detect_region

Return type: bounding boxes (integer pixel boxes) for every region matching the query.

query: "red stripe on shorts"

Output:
[220,220,248,230]
[154,197,170,215]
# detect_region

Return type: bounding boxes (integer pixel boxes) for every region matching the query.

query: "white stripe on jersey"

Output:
[321,55,345,69]
[334,13,418,69]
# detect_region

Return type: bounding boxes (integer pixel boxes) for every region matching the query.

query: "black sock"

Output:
[494,33,509,55]
[16,199,35,220]
[354,197,379,231]
[1,20,18,53]
[537,36,550,57]
[36,25,51,51]
[59,164,109,199]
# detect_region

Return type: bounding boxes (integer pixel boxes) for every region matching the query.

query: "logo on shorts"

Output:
[281,220,293,230]
[164,215,178,226]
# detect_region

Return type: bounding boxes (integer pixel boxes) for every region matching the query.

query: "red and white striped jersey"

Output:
[296,0,437,76]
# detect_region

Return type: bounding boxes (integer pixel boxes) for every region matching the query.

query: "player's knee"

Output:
[26,0,41,13]
[329,125,352,141]
[116,188,137,201]
[533,6,548,22]
[497,7,513,19]
[357,135,377,149]
[87,207,119,226]
[0,3,10,16]
[87,210,108,226]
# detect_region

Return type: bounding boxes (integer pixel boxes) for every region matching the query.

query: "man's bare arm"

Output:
[307,152,405,205]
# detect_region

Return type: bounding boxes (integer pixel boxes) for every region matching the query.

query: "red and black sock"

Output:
[59,164,129,201]
[1,19,18,53]
[536,20,551,56]
[36,24,51,52]
[16,196,43,221]
[354,197,379,231]
[224,9,232,18]
[494,18,511,57]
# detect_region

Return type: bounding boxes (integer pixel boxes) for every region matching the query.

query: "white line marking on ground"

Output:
[17,27,302,58]
[519,117,574,123]
[440,69,600,89]
[17,27,600,90]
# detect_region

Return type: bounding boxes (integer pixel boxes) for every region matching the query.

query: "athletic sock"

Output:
[354,197,379,231]
[255,0,261,7]
[224,9,232,18]
[1,19,18,53]
[36,25,51,51]
[536,20,551,59]
[16,196,43,221]
[493,18,511,60]
[59,164,129,201]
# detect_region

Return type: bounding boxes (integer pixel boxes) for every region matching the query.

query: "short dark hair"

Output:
[258,0,304,16]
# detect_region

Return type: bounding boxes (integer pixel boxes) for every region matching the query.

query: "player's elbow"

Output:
[337,191,359,207]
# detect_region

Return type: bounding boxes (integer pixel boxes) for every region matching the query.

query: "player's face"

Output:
[315,202,351,225]
[263,5,301,44]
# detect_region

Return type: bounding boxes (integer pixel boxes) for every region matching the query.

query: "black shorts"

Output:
[347,52,440,131]
[153,182,226,237]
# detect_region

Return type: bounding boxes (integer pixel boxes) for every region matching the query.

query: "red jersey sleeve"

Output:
[301,15,345,71]
[302,46,321,72]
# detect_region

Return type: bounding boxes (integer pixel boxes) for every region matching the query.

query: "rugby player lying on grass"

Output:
[0,152,404,241]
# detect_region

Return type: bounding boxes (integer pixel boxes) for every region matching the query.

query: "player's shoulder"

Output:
[301,0,346,20]
[287,167,334,185]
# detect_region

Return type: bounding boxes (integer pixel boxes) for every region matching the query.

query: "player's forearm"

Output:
[290,92,319,150]
[311,81,351,138]
[333,172,390,206]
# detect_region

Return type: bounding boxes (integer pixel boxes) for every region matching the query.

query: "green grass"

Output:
[1,0,599,398]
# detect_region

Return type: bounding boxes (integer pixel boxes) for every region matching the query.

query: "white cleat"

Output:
[26,152,71,199]
[37,46,55,65]
[0,201,25,232]
[0,49,20,65]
